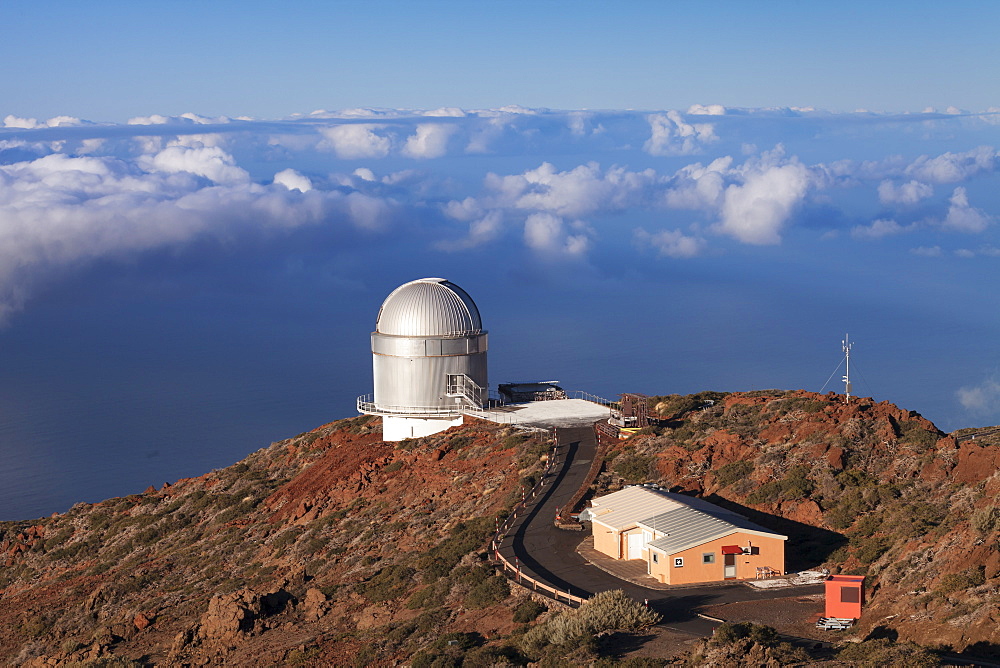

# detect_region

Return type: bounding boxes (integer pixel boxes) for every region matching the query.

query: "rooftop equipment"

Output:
[498,381,566,404]
[610,393,650,428]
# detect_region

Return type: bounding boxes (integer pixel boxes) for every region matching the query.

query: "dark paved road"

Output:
[496,425,823,637]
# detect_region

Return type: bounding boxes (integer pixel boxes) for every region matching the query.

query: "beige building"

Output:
[583,486,787,586]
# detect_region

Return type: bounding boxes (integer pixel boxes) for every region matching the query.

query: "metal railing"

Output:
[356,395,463,418]
[488,431,587,607]
[571,390,614,406]
[445,373,485,408]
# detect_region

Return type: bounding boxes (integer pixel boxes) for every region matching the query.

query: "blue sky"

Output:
[2,2,1000,518]
[5,2,1000,120]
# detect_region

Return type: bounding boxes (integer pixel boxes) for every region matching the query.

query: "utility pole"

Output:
[842,334,853,404]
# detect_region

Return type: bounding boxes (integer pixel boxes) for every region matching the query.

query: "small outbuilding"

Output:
[582,486,787,585]
[825,575,864,620]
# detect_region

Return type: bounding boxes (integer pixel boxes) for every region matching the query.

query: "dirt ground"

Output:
[606,627,703,664]
[703,593,841,642]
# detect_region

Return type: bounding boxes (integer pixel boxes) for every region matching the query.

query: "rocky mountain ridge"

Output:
[0,415,555,666]
[601,389,1000,655]
[2,390,999,665]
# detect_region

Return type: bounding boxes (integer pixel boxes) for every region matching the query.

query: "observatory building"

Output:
[357,278,488,441]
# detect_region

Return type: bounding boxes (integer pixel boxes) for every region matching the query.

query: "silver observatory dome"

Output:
[359,278,489,441]
[375,278,482,337]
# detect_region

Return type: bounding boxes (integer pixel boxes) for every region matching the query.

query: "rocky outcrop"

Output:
[0,414,546,665]
[601,389,1000,654]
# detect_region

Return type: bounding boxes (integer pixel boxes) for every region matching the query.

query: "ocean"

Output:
[2,225,995,521]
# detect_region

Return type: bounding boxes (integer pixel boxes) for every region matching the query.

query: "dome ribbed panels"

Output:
[375,278,482,337]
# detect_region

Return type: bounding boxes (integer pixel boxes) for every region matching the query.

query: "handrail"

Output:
[357,395,464,417]
[491,542,586,605]
[445,373,486,408]
[556,420,611,522]
[487,429,587,607]
[571,390,614,406]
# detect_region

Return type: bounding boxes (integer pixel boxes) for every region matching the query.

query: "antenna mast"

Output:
[842,334,853,404]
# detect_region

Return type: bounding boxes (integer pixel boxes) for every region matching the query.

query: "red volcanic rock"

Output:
[133,612,153,631]
[951,442,1000,484]
[779,499,823,525]
[826,445,844,469]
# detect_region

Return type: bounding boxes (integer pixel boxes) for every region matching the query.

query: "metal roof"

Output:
[588,486,684,530]
[375,278,483,337]
[587,486,787,555]
[643,505,785,556]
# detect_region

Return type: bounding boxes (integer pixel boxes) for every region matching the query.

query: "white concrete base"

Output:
[382,415,463,441]
[468,398,611,428]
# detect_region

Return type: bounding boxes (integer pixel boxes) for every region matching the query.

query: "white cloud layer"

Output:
[941,187,991,233]
[851,218,911,240]
[402,123,455,158]
[273,168,312,192]
[138,145,249,185]
[957,377,1000,415]
[644,111,717,156]
[1,106,999,320]
[636,228,706,258]
[0,150,392,321]
[523,213,589,256]
[878,179,932,204]
[715,152,810,245]
[318,124,391,158]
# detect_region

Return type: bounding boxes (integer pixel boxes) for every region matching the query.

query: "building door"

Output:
[627,533,644,559]
[724,554,737,579]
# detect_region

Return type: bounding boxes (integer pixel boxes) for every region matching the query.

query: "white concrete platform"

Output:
[745,570,829,589]
[468,398,611,429]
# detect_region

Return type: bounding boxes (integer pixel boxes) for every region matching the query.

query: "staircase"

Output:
[445,374,485,409]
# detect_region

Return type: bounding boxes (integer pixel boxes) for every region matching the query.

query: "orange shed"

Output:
[825,575,864,619]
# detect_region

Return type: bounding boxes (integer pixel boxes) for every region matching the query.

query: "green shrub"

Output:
[385,621,418,645]
[892,501,946,539]
[383,461,404,473]
[512,598,547,623]
[503,433,529,449]
[780,465,813,499]
[649,392,728,418]
[42,527,74,552]
[407,584,444,609]
[521,590,660,657]
[285,646,321,665]
[849,514,882,538]
[837,637,938,667]
[722,403,762,434]
[397,438,419,451]
[271,527,303,551]
[613,454,656,483]
[972,505,1000,535]
[466,574,510,609]
[770,397,826,416]
[855,536,891,564]
[362,564,416,602]
[715,461,753,488]
[837,470,876,488]
[937,566,986,595]
[711,622,779,647]
[416,518,493,580]
[746,480,783,505]
[897,420,939,452]
[746,466,812,505]
[462,645,526,668]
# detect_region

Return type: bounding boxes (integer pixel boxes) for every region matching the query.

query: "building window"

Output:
[703,552,715,564]
[652,553,659,564]
[673,557,684,568]
[841,587,860,603]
